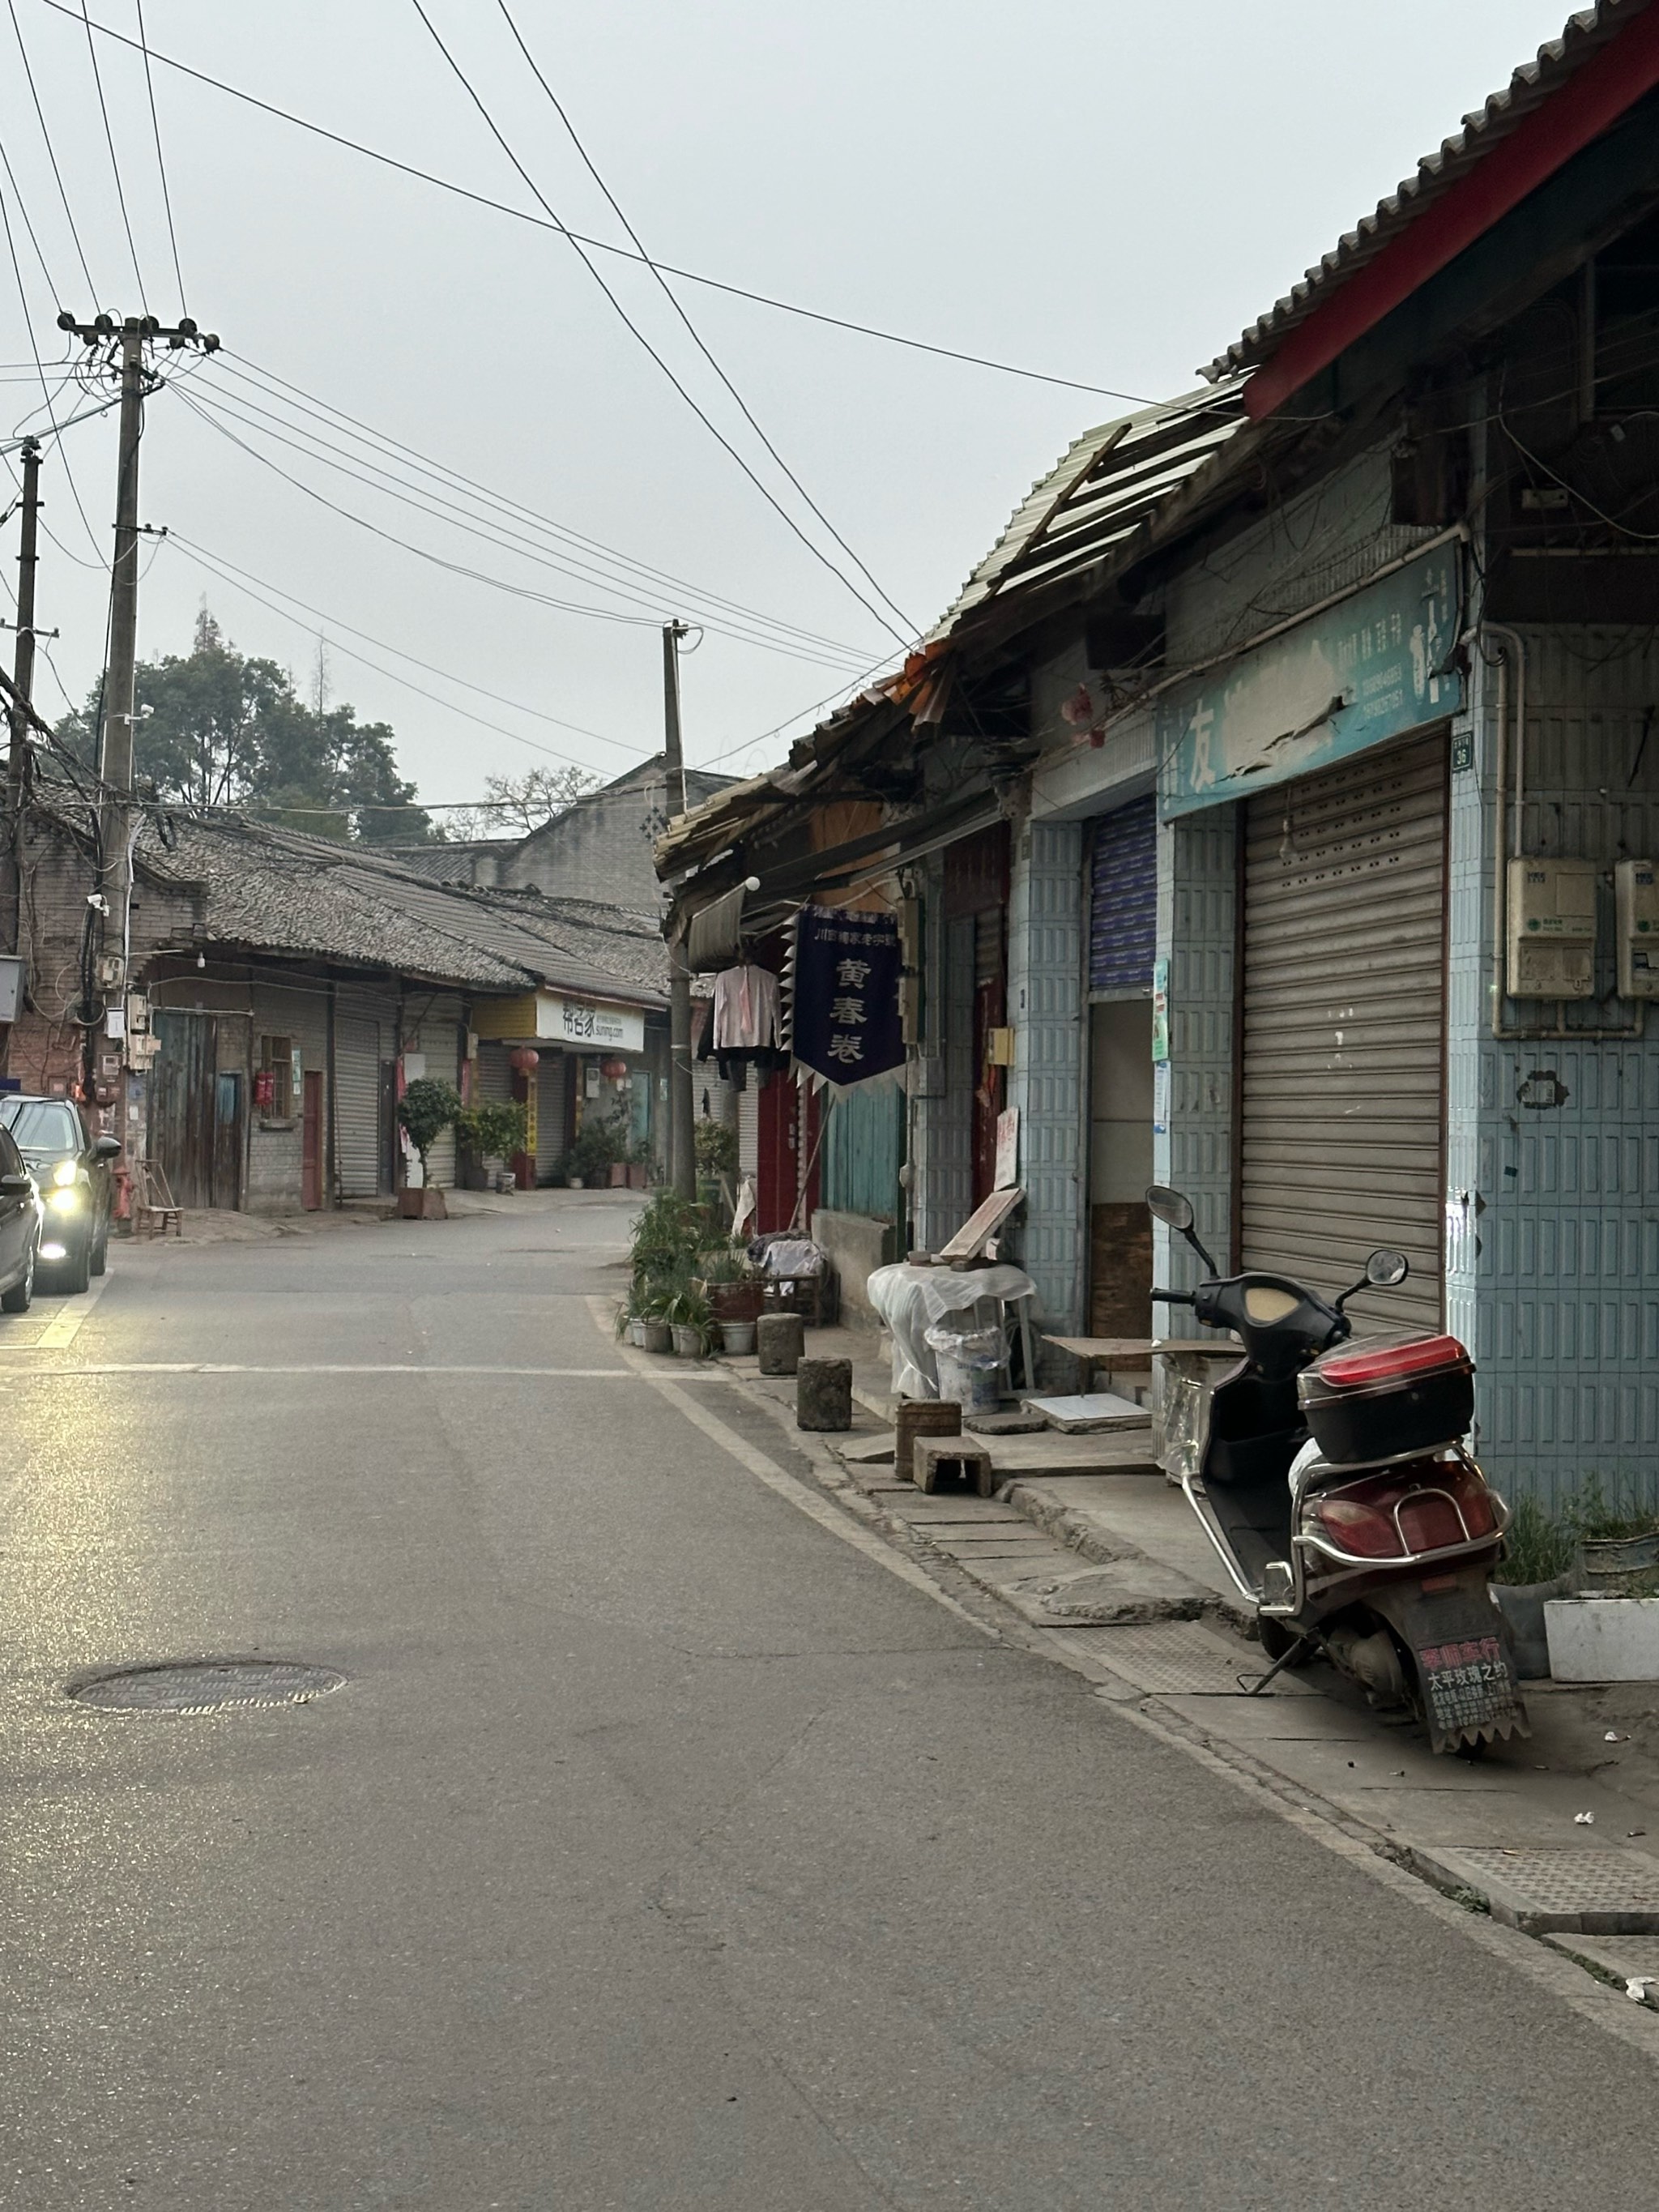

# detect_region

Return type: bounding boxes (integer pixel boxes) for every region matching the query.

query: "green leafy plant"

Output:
[456,1099,528,1163]
[396,1078,461,1181]
[629,1190,704,1281]
[695,1245,751,1286]
[694,1118,738,1177]
[1495,1478,1659,1585]
[569,1111,629,1182]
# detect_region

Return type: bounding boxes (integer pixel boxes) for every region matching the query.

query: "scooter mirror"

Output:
[1366,1248,1410,1287]
[1145,1184,1195,1233]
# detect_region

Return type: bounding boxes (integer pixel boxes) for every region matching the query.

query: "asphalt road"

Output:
[0,1195,1653,2210]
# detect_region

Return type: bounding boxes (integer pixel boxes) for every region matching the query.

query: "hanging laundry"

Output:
[712,963,780,1053]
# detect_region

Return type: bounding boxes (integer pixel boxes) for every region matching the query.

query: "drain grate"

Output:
[1418,1844,1659,1933]
[69,1659,344,1715]
[1046,1618,1279,1695]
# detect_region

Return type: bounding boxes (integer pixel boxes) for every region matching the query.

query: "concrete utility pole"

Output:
[8,436,41,809]
[57,311,217,989]
[662,619,696,1202]
[5,436,42,965]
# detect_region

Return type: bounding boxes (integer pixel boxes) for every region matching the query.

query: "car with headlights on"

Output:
[0,1095,120,1293]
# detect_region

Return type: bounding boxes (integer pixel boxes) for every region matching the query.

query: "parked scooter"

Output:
[1145,1184,1526,1754]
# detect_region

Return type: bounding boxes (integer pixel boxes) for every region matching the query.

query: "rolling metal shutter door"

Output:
[1240,732,1447,1327]
[535,1057,564,1177]
[335,993,385,1198]
[1090,795,1157,994]
[415,993,463,1189]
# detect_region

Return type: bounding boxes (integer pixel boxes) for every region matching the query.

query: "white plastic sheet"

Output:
[868,1262,1037,1399]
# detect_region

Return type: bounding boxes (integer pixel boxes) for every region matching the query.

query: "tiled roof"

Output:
[133,812,667,1006]
[1207,3,1642,379]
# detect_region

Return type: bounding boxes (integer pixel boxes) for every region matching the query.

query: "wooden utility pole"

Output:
[662,619,696,1201]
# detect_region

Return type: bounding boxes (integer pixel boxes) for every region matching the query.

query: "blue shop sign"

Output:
[1158,544,1463,819]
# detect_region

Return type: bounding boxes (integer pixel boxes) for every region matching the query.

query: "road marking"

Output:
[587,1297,988,1630]
[0,1270,113,1352]
[0,1360,740,1377]
[582,1298,1659,2068]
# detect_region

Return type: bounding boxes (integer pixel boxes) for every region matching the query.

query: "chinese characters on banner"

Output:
[791,907,905,1088]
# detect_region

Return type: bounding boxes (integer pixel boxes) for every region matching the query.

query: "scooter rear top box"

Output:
[1298,1331,1473,1464]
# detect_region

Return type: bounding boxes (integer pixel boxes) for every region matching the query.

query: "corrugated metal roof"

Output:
[932,383,1249,631]
[1207,2,1641,381]
[654,386,1254,882]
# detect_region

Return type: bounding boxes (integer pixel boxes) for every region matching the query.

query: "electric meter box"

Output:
[1507,856,1598,998]
[1616,858,1659,997]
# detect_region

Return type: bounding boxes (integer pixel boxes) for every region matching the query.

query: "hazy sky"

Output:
[0,2,1578,816]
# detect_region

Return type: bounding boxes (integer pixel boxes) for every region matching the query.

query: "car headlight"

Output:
[50,1159,77,1188]
[48,1185,82,1211]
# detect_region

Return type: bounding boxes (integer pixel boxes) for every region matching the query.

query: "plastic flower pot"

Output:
[720,1320,756,1356]
[672,1323,706,1360]
[628,1318,646,1347]
[642,1320,672,1355]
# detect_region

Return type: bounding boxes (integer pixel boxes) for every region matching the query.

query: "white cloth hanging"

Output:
[712,963,780,1052]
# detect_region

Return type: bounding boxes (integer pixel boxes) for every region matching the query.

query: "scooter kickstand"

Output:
[1238,1631,1324,1697]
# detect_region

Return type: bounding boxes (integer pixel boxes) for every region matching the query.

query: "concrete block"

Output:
[757,1313,804,1376]
[796,1357,852,1432]
[912,1434,995,1497]
[1545,1598,1659,1681]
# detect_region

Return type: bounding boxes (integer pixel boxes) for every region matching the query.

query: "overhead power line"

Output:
[10,0,96,298]
[216,350,872,659]
[76,0,145,305]
[163,532,655,778]
[489,0,915,638]
[165,529,642,754]
[173,381,871,668]
[134,0,186,312]
[197,358,870,663]
[41,0,1153,408]
[406,0,911,647]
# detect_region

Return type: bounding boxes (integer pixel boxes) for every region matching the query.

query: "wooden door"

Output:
[301,1070,324,1210]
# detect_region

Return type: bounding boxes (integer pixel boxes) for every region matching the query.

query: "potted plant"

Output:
[456,1100,528,1192]
[696,1243,765,1325]
[666,1285,712,1360]
[638,1279,674,1354]
[396,1078,461,1218]
[626,1137,654,1192]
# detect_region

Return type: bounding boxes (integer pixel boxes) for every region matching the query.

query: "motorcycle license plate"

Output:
[1417,1634,1520,1738]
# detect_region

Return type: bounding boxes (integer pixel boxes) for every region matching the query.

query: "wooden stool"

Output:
[911,1433,996,1497]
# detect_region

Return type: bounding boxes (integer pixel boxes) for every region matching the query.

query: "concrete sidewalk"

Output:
[723,1323,1659,1985]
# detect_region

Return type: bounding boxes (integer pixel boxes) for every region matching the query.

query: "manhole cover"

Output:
[1418,1844,1659,1932]
[69,1660,345,1715]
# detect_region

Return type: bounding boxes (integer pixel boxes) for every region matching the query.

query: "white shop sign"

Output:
[545,995,644,1052]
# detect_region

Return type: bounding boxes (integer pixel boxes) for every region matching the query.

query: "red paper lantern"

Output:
[509,1047,540,1073]
[599,1057,629,1079]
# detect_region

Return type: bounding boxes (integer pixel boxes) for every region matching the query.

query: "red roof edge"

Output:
[1244,5,1659,421]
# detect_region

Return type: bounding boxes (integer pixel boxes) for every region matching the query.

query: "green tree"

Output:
[53,604,433,841]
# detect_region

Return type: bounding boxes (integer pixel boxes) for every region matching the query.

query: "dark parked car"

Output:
[0,1121,43,1311]
[0,1095,120,1293]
